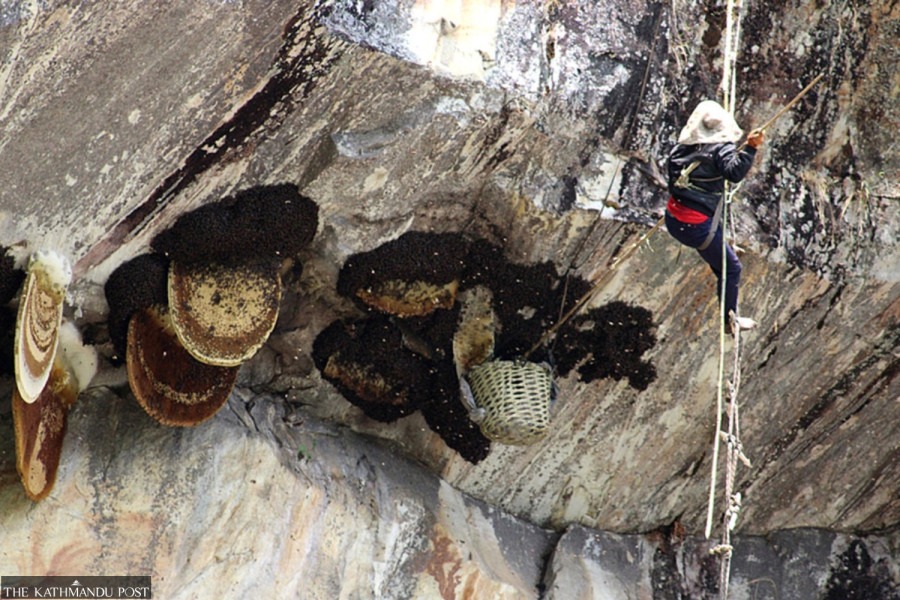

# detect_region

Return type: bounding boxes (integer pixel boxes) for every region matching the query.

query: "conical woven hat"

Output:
[126,305,238,426]
[168,260,282,367]
[677,100,743,145]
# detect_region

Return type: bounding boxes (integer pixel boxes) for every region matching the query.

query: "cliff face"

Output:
[4,390,897,598]
[0,0,897,598]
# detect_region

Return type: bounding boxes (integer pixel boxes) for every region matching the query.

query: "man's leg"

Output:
[696,226,742,321]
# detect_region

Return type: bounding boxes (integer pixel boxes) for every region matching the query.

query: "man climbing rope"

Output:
[665,100,764,334]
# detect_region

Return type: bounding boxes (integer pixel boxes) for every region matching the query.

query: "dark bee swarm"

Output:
[337,231,469,300]
[104,253,169,359]
[0,247,24,376]
[316,232,658,464]
[152,183,319,266]
[312,317,432,422]
[0,248,24,305]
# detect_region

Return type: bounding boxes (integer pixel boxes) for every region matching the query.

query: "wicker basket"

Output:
[465,359,554,445]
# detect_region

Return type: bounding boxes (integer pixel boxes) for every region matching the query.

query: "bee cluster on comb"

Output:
[315,231,658,463]
[106,184,319,428]
[2,185,657,498]
[1,184,319,502]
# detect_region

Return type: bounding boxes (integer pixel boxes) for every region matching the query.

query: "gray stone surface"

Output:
[544,524,900,600]
[0,0,307,265]
[3,387,895,599]
[0,0,897,596]
[0,388,556,599]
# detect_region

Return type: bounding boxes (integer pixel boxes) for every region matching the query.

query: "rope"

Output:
[703,70,825,599]
[704,2,747,598]
[704,7,823,592]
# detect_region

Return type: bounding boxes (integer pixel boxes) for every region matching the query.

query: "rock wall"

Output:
[1,389,558,598]
[0,0,897,597]
[2,390,898,599]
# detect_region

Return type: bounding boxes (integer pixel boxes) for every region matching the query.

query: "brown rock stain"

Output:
[26,538,96,575]
[424,524,463,600]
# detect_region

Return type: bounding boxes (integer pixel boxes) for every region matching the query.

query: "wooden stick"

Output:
[525,215,665,359]
[752,73,824,135]
[527,76,824,360]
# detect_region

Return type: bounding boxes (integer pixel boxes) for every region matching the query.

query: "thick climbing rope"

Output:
[701,18,824,599]
[704,1,747,598]
[529,15,821,595]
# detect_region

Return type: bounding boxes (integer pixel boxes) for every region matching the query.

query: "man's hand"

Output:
[747,129,765,148]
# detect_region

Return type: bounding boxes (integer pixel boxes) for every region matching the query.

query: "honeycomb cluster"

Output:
[105,184,319,428]
[315,231,658,463]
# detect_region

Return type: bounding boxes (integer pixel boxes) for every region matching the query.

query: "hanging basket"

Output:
[465,359,554,446]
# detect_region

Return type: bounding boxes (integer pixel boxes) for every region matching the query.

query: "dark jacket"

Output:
[667,142,757,216]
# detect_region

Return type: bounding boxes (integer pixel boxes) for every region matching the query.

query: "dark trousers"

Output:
[665,211,742,323]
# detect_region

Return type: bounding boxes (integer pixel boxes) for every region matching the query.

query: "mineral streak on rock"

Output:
[70,4,345,276]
